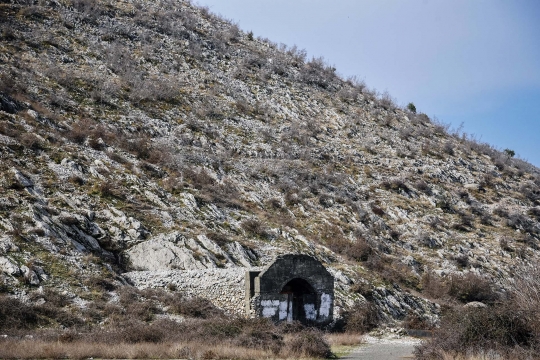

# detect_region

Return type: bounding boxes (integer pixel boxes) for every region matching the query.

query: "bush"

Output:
[348,237,373,262]
[447,273,498,304]
[84,275,116,291]
[380,178,410,194]
[504,148,515,158]
[233,318,283,354]
[415,305,536,359]
[529,207,540,221]
[170,296,224,319]
[407,102,417,113]
[0,295,40,330]
[184,168,215,190]
[414,180,432,195]
[96,320,168,343]
[371,203,385,216]
[299,57,336,89]
[403,313,434,330]
[379,91,396,110]
[452,211,474,231]
[417,233,441,248]
[341,302,380,333]
[443,141,454,155]
[67,119,93,144]
[506,213,539,238]
[241,219,270,239]
[285,328,332,358]
[20,133,45,150]
[520,183,540,204]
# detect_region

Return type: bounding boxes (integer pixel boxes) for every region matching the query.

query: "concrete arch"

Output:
[246,254,334,325]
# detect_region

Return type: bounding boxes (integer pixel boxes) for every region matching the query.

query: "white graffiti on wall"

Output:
[279,300,289,320]
[287,298,293,322]
[319,293,332,317]
[261,299,280,317]
[304,303,317,320]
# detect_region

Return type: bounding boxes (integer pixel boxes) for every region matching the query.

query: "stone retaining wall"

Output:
[123,268,261,315]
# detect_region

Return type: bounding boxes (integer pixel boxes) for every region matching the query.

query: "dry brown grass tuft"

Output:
[0,334,337,359]
[326,333,364,346]
[0,340,284,360]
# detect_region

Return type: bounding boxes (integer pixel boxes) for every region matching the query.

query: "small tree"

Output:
[407,102,417,113]
[504,148,515,158]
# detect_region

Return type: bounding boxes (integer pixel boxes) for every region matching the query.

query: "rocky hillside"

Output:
[1,0,539,325]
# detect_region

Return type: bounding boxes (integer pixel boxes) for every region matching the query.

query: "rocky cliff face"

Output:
[1,0,539,325]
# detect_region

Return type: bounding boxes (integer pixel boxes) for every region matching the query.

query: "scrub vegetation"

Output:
[0,0,539,358]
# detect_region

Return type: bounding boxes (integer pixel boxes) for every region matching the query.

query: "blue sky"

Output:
[195,0,540,167]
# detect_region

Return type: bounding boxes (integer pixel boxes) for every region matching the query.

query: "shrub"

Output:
[284,328,332,358]
[0,295,40,330]
[421,271,449,299]
[415,305,536,359]
[241,219,270,239]
[67,119,94,144]
[499,237,513,252]
[520,182,540,204]
[234,318,283,354]
[340,302,380,333]
[206,231,230,247]
[453,254,469,268]
[418,233,441,248]
[414,180,432,195]
[184,168,215,190]
[452,211,474,231]
[20,133,45,150]
[503,148,515,158]
[407,102,417,113]
[348,237,373,262]
[528,207,540,221]
[493,206,509,218]
[318,193,334,208]
[443,141,454,155]
[380,178,410,194]
[403,313,434,330]
[170,296,224,319]
[299,57,336,89]
[379,91,395,110]
[447,273,498,304]
[370,203,384,216]
[399,127,413,140]
[416,261,540,357]
[84,275,116,291]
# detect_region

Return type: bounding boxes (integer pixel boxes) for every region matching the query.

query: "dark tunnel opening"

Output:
[280,278,316,323]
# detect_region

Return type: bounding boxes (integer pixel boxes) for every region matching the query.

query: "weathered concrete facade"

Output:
[246,254,334,325]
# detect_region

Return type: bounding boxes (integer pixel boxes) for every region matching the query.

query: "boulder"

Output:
[0,256,20,276]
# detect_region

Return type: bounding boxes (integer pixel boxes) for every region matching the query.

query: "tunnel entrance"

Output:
[247,254,334,325]
[280,278,317,323]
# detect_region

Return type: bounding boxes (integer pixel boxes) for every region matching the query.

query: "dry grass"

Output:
[326,333,364,346]
[430,351,536,360]
[327,333,364,358]
[0,335,339,359]
[0,340,280,359]
[416,260,540,360]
